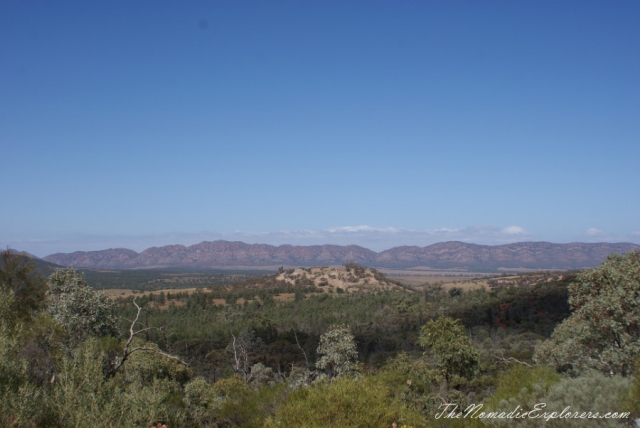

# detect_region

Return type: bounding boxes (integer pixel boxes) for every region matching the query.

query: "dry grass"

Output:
[380,268,493,289]
[102,288,140,298]
[273,293,295,302]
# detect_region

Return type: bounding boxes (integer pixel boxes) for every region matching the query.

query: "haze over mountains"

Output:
[41,240,640,271]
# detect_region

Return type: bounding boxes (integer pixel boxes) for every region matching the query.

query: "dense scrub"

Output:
[117,272,571,378]
[1,250,638,427]
[79,268,269,292]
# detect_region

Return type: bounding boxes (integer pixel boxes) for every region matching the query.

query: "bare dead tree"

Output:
[230,332,242,375]
[293,328,310,370]
[225,329,268,383]
[493,351,533,368]
[112,298,188,374]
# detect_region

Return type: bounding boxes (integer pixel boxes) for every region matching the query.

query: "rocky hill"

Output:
[273,265,404,293]
[375,241,640,270]
[44,241,376,269]
[41,240,639,270]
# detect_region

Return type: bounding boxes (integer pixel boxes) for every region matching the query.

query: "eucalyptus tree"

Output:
[47,268,120,341]
[316,324,360,380]
[417,316,480,392]
[535,250,640,376]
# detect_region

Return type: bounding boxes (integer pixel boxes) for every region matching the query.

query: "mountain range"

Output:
[41,240,640,270]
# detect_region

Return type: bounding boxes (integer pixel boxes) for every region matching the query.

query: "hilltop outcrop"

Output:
[273,265,404,293]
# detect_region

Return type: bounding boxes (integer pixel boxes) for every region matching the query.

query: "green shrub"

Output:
[621,357,640,418]
[264,376,425,427]
[211,375,288,427]
[485,364,560,410]
[483,369,630,427]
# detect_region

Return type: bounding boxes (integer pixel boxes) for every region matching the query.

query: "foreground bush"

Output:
[483,367,631,427]
[535,250,640,376]
[264,375,425,427]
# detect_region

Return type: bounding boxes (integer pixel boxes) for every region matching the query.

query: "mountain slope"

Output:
[44,241,377,269]
[42,240,640,270]
[5,249,65,274]
[375,241,640,269]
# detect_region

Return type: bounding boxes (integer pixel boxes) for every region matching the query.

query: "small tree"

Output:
[47,268,119,341]
[316,324,360,380]
[417,316,480,392]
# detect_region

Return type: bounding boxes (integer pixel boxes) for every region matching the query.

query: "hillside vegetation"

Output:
[1,250,639,427]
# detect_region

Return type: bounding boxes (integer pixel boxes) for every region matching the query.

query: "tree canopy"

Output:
[316,324,360,380]
[417,316,480,385]
[535,250,640,375]
[47,268,120,341]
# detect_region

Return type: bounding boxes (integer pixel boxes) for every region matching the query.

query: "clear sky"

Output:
[2,1,639,256]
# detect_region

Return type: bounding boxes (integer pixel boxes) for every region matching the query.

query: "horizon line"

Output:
[37,239,640,258]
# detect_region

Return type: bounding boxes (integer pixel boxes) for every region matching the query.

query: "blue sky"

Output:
[2,1,639,256]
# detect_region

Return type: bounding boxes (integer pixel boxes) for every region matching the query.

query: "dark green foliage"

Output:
[0,249,47,319]
[111,273,572,386]
[447,280,570,335]
[448,286,463,297]
[79,268,268,292]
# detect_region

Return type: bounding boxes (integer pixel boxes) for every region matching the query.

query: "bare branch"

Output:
[125,347,188,366]
[122,297,143,352]
[493,351,533,368]
[293,328,309,370]
[231,332,241,374]
[112,297,188,374]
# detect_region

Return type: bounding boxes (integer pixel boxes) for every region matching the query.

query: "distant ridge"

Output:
[41,240,640,270]
[5,249,64,273]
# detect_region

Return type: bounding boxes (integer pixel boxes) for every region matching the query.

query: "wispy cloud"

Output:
[325,225,399,233]
[502,226,529,235]
[580,228,640,244]
[586,228,608,237]
[228,225,527,250]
